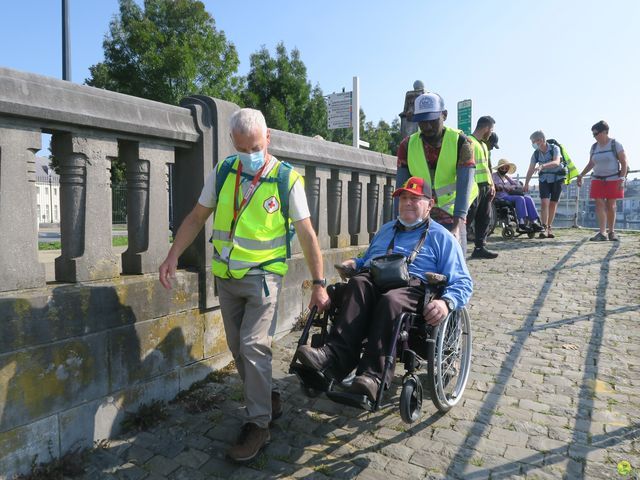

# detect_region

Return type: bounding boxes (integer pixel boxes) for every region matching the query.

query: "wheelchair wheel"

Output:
[501,226,515,239]
[399,374,423,424]
[427,307,472,413]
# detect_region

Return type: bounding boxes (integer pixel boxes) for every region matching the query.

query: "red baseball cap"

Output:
[392,177,432,198]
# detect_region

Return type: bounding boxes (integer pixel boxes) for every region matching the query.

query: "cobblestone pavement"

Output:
[76,229,640,479]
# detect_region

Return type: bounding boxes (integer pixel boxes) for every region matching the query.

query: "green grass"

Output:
[39,237,129,250]
[120,400,169,434]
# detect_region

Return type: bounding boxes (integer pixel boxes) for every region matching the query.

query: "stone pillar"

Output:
[348,173,362,246]
[383,177,395,224]
[53,133,119,282]
[367,175,380,243]
[0,124,45,291]
[179,95,239,309]
[121,142,175,274]
[314,166,331,251]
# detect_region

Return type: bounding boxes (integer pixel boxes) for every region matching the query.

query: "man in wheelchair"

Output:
[295,177,472,404]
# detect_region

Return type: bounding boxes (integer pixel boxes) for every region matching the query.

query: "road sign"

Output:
[327,92,352,129]
[457,99,472,135]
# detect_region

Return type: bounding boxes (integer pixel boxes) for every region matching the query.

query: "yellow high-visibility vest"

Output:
[407,127,478,215]
[469,134,493,185]
[211,156,301,279]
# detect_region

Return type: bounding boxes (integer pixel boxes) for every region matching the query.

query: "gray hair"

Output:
[529,130,545,142]
[230,108,267,136]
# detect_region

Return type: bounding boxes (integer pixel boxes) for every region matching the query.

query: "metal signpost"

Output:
[457,99,472,135]
[326,76,368,149]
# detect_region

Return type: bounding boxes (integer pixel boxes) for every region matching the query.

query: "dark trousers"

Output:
[327,273,425,383]
[467,182,493,248]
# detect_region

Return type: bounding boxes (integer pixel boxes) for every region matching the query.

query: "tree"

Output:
[244,43,324,136]
[86,0,241,105]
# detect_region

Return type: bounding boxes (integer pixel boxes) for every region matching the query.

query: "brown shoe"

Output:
[348,374,381,402]
[271,391,283,420]
[226,423,270,463]
[296,345,336,372]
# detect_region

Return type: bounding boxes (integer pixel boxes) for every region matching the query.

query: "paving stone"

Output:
[145,455,180,476]
[70,230,640,480]
[172,448,209,469]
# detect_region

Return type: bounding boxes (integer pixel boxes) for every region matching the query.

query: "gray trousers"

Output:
[216,273,282,429]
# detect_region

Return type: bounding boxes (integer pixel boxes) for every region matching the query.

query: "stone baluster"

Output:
[53,133,119,282]
[348,174,362,246]
[383,179,395,224]
[0,124,45,291]
[367,176,380,242]
[326,173,342,249]
[121,142,175,274]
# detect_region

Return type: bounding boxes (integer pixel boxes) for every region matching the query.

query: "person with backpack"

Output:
[577,120,628,241]
[524,130,564,239]
[159,108,330,462]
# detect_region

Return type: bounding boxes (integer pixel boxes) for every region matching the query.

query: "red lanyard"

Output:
[230,157,269,236]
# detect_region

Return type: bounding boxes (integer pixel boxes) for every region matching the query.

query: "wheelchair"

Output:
[289,273,472,423]
[493,198,537,240]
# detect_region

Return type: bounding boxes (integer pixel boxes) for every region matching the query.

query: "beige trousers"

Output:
[216,273,281,428]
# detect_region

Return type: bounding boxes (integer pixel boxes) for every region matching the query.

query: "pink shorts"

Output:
[590,178,624,199]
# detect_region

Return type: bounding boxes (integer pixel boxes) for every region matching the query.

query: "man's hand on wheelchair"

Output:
[309,287,331,313]
[423,299,448,326]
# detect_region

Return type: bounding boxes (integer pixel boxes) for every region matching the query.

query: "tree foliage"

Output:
[243,43,328,137]
[85,0,241,105]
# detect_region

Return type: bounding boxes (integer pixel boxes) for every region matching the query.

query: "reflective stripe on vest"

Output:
[211,157,300,279]
[407,127,478,216]
[470,135,492,185]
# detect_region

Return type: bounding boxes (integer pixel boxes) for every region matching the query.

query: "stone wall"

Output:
[0,67,396,477]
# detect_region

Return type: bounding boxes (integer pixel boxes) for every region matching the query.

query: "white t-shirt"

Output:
[198,155,310,222]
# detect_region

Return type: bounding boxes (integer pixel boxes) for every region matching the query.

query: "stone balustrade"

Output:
[0,67,396,477]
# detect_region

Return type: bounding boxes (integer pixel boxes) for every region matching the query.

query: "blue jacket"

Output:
[354,219,473,309]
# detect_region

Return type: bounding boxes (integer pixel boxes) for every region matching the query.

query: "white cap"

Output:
[412,92,445,122]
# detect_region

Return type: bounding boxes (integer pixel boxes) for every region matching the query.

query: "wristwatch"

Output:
[442,297,455,313]
[312,278,327,287]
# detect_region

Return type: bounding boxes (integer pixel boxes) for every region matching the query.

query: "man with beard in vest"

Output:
[395,92,477,252]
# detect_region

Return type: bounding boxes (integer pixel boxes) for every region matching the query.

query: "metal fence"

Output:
[510,170,640,230]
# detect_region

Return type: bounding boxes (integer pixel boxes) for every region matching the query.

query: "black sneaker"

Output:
[471,247,498,259]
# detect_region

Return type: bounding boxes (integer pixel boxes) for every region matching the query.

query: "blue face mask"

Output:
[531,143,538,150]
[238,150,265,172]
[397,215,424,228]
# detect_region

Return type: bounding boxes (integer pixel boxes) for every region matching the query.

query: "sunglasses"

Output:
[592,131,602,137]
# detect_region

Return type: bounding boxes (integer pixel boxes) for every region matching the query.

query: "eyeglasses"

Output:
[592,131,601,137]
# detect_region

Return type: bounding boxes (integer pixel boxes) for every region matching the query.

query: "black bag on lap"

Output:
[369,223,428,292]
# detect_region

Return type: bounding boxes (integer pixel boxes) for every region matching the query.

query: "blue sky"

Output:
[1,0,638,177]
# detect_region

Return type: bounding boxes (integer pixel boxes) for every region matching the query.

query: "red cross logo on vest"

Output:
[263,195,280,214]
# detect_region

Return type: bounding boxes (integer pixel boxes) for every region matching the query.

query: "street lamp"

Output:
[62,0,71,81]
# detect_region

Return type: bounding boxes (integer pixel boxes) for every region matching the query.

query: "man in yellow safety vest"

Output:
[467,115,498,259]
[396,92,477,251]
[159,108,330,463]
